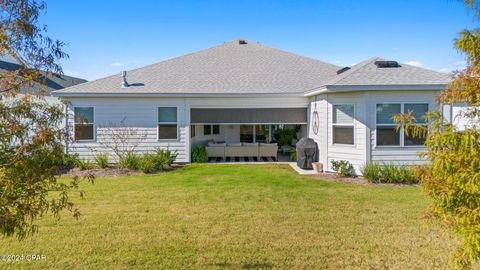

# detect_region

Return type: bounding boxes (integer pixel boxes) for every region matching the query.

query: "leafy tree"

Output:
[393,0,480,267]
[0,0,93,240]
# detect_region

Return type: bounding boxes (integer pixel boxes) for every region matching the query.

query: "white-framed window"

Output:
[74,107,94,141]
[332,104,354,145]
[404,103,428,146]
[203,125,219,135]
[158,107,178,140]
[376,103,428,147]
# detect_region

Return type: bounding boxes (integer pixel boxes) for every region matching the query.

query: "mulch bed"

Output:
[307,172,369,185]
[60,164,184,178]
[307,172,418,186]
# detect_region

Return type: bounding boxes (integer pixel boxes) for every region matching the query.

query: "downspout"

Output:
[325,94,329,171]
[64,100,69,155]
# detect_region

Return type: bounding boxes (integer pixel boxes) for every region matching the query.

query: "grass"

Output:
[0,164,455,269]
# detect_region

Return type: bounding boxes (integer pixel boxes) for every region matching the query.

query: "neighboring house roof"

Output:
[52,40,452,97]
[0,54,87,96]
[305,57,451,95]
[53,39,341,96]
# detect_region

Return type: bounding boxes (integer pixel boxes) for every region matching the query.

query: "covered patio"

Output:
[190,108,308,162]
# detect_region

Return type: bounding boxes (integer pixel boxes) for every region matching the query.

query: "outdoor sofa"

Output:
[205,142,278,160]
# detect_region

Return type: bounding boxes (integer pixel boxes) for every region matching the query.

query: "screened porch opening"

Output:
[189,108,308,162]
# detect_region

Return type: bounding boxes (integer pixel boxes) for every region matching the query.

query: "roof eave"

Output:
[51,91,306,98]
[304,84,447,97]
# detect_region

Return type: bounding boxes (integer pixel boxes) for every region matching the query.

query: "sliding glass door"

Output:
[255,125,270,143]
[240,125,254,143]
[240,125,272,143]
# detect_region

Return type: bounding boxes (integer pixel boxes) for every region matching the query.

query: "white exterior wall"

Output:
[443,103,478,131]
[64,91,438,167]
[65,95,308,163]
[65,97,190,162]
[191,125,240,145]
[309,90,439,174]
[308,92,368,174]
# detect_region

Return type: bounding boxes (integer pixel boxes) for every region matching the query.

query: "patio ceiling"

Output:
[190,108,307,124]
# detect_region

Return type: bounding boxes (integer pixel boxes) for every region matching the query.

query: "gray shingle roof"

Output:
[323,57,451,88]
[53,39,341,95]
[53,42,452,97]
[0,55,87,96]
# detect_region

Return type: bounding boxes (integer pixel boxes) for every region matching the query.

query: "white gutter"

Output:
[51,92,306,98]
[304,84,448,97]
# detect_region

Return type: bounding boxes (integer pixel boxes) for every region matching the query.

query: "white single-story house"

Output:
[52,39,451,173]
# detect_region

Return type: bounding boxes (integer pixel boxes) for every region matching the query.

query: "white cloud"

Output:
[405,61,422,67]
[350,63,357,66]
[111,62,124,67]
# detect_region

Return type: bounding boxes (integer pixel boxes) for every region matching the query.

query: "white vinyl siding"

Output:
[67,95,308,163]
[309,93,367,175]
[310,90,438,174]
[67,98,188,162]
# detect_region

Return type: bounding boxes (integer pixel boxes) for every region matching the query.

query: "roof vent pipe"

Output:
[121,70,128,88]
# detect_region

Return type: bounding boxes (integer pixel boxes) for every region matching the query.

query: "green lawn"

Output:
[1,164,455,269]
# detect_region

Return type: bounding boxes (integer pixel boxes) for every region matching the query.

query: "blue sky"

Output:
[42,0,477,80]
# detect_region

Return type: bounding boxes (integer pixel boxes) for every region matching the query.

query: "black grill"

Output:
[296,138,318,170]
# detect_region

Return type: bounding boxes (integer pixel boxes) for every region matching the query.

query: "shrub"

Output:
[119,153,140,170]
[191,146,208,163]
[94,153,109,169]
[138,153,157,173]
[361,163,418,184]
[277,128,296,146]
[381,164,417,184]
[361,163,382,183]
[290,151,297,161]
[77,159,94,171]
[118,149,176,172]
[58,153,80,170]
[153,148,177,169]
[331,160,355,177]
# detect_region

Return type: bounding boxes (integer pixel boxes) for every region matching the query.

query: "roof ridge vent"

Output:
[238,40,247,45]
[336,66,351,74]
[374,60,400,68]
